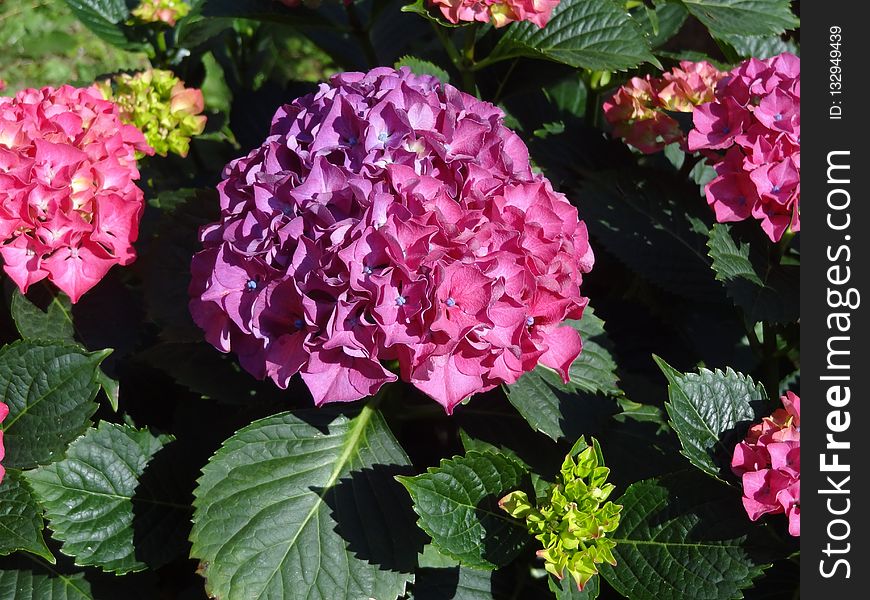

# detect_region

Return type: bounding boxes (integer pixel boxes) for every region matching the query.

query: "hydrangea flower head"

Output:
[732,391,800,536]
[0,85,152,302]
[99,69,206,157]
[500,439,622,590]
[603,61,725,154]
[689,53,800,242]
[189,67,593,412]
[131,0,190,26]
[431,0,560,28]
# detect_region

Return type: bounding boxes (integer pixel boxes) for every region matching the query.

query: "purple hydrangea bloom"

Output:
[189,67,594,412]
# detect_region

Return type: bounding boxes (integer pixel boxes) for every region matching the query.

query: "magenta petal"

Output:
[538,326,583,383]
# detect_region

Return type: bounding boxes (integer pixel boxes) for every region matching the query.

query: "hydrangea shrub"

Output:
[0,1,801,599]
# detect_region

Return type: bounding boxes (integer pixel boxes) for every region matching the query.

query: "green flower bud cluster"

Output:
[131,0,191,27]
[100,69,206,158]
[500,439,622,591]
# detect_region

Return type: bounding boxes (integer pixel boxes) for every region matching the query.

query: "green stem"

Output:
[460,22,480,95]
[493,58,519,104]
[345,1,378,68]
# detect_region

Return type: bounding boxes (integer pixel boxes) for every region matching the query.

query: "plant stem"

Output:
[431,22,463,71]
[346,1,378,68]
[460,23,480,95]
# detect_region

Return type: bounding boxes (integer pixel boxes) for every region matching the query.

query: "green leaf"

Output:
[0,471,53,562]
[191,405,422,600]
[412,545,510,599]
[401,0,465,28]
[655,356,767,479]
[550,573,600,599]
[579,171,723,303]
[395,56,450,83]
[707,223,800,323]
[715,33,799,59]
[62,0,140,50]
[634,2,689,49]
[504,308,620,441]
[680,0,798,38]
[25,422,183,574]
[397,451,530,570]
[0,341,107,469]
[0,570,92,600]
[486,0,657,71]
[94,370,120,412]
[600,471,772,600]
[9,289,74,342]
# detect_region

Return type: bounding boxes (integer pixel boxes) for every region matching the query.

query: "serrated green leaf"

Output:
[395,56,450,83]
[486,0,657,71]
[62,0,141,50]
[191,404,422,600]
[715,33,799,59]
[0,341,107,469]
[0,471,53,562]
[580,172,723,303]
[550,572,600,599]
[397,451,530,570]
[24,422,183,574]
[600,471,772,600]
[504,308,620,441]
[94,370,120,412]
[655,356,767,479]
[0,570,92,600]
[634,2,689,49]
[680,0,798,37]
[412,544,509,599]
[9,289,74,342]
[707,223,799,323]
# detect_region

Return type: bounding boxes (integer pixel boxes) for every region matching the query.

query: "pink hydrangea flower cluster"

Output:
[731,391,800,536]
[431,0,560,28]
[0,85,152,302]
[688,53,800,242]
[189,67,593,412]
[603,61,725,154]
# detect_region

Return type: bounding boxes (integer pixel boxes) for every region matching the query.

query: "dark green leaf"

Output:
[680,0,798,38]
[395,56,450,83]
[24,423,184,574]
[550,572,600,599]
[655,356,768,479]
[191,405,422,600]
[707,223,800,323]
[504,308,620,441]
[0,471,53,562]
[0,570,92,599]
[9,289,74,342]
[62,0,140,50]
[0,341,107,469]
[600,471,773,600]
[486,0,657,71]
[397,451,530,570]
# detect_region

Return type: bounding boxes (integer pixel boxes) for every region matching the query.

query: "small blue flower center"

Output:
[774,113,783,122]
[445,297,456,307]
[246,279,258,291]
[396,295,407,307]
[525,316,535,327]
[378,131,388,142]
[294,318,304,329]
[771,185,781,193]
[721,126,730,134]
[737,196,746,206]
[363,265,373,275]
[347,136,358,146]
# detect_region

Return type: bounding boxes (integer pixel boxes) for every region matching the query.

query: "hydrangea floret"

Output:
[732,391,800,536]
[500,439,622,590]
[99,69,206,158]
[431,0,560,28]
[603,60,725,154]
[0,85,153,302]
[131,0,190,26]
[688,53,800,242]
[189,67,593,412]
